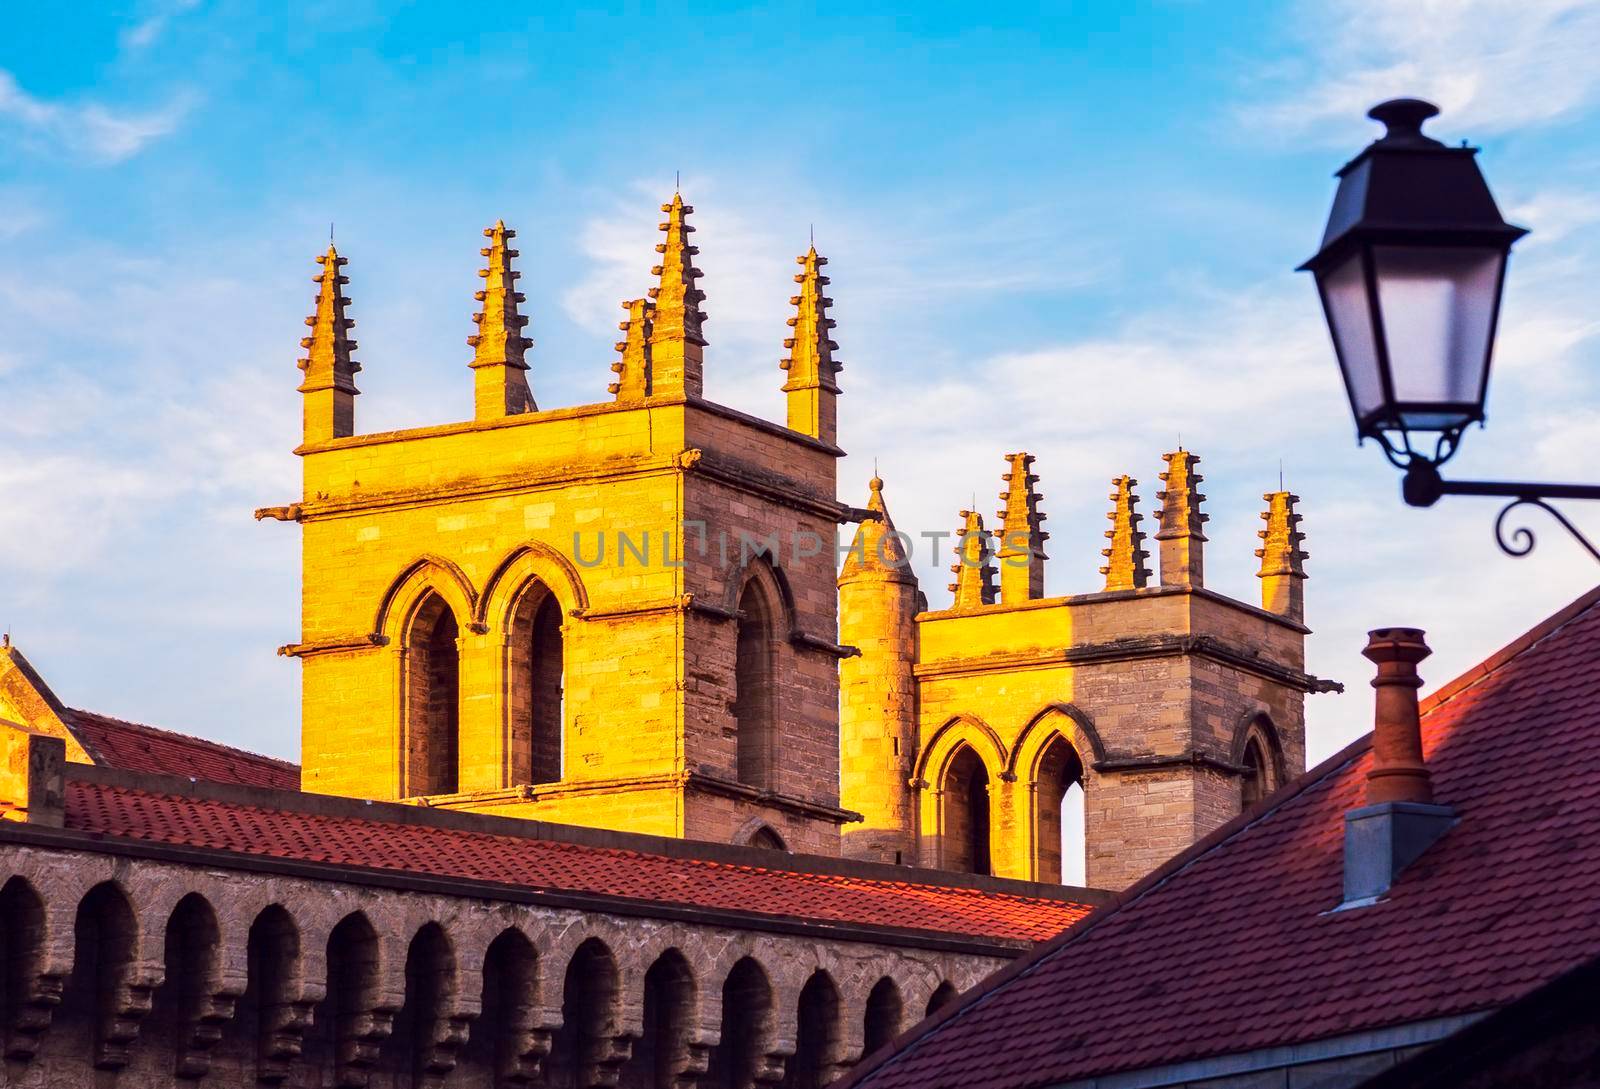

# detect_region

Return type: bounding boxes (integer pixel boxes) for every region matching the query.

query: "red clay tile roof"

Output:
[847,587,1600,1089]
[60,779,1092,943]
[67,709,299,791]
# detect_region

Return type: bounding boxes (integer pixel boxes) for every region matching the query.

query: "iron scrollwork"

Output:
[1492,497,1600,563]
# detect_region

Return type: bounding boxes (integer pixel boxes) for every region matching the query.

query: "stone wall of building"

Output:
[0,841,1007,1089]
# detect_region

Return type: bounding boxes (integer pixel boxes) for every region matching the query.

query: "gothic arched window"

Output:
[1036,735,1086,885]
[509,584,564,784]
[627,950,696,1088]
[706,958,773,1089]
[862,977,903,1056]
[405,592,461,796]
[550,939,621,1088]
[734,580,778,790]
[1242,734,1270,809]
[782,970,842,1089]
[942,745,992,875]
[747,826,787,851]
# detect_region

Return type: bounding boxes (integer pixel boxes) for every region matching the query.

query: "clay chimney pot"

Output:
[1362,627,1434,805]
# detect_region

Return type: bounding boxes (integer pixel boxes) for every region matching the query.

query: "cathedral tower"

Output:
[264,201,855,853]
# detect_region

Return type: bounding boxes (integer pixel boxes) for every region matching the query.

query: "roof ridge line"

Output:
[64,765,1107,906]
[67,708,300,770]
[837,728,1377,1089]
[81,776,1086,898]
[1421,582,1600,716]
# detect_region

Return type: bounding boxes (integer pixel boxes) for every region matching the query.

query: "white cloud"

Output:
[0,69,191,164]
[1250,0,1600,140]
[121,0,201,51]
[1505,190,1600,247]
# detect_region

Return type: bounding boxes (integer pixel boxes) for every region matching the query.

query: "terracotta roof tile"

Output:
[66,709,299,791]
[61,781,1091,943]
[849,588,1600,1088]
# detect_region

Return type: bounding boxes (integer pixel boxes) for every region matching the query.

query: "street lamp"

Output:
[1303,99,1600,561]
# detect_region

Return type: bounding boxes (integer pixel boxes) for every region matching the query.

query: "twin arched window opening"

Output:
[402,582,565,798]
[939,731,1087,885]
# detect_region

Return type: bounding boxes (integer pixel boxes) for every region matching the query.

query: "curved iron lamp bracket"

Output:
[1392,456,1600,562]
[1493,497,1600,563]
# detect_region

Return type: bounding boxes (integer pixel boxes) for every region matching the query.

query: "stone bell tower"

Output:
[838,449,1335,889]
[260,196,858,854]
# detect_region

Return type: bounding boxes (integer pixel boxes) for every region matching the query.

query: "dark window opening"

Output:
[625,950,695,1089]
[747,826,787,851]
[406,592,460,796]
[1242,735,1269,809]
[734,582,777,789]
[469,929,538,1083]
[706,958,772,1089]
[862,977,903,1057]
[239,904,298,1082]
[549,939,620,1087]
[942,745,992,875]
[510,586,565,785]
[780,971,841,1089]
[1036,736,1087,885]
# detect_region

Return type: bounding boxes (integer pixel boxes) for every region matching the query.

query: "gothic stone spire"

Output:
[949,509,997,609]
[609,298,655,401]
[468,220,536,419]
[298,244,360,443]
[1155,448,1208,588]
[1100,475,1152,591]
[647,193,707,398]
[780,246,842,445]
[1257,490,1309,622]
[994,452,1048,603]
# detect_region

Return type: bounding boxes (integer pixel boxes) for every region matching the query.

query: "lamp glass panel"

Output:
[1320,251,1385,422]
[1373,245,1503,429]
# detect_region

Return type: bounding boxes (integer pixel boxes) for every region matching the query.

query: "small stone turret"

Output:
[609,298,655,400]
[297,245,360,444]
[994,453,1048,604]
[780,246,843,446]
[1155,448,1208,588]
[1257,491,1309,622]
[1100,475,1151,591]
[839,476,921,865]
[648,193,708,399]
[949,510,997,609]
[468,220,536,419]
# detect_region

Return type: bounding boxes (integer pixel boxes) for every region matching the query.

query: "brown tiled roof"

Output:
[67,709,299,791]
[846,586,1600,1088]
[60,778,1094,944]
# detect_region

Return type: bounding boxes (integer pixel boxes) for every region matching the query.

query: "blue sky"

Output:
[4,1,1600,764]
